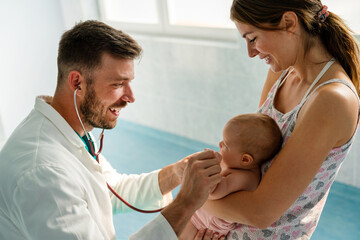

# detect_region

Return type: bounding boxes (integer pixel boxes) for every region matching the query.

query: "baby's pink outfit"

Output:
[191,208,236,236]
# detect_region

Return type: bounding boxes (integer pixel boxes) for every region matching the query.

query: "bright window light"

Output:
[101,0,159,24]
[98,0,237,40]
[167,0,234,29]
[99,0,360,40]
[323,0,360,33]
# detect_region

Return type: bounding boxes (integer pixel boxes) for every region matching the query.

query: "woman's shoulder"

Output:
[300,77,359,146]
[313,61,358,106]
[306,60,358,115]
[311,80,358,108]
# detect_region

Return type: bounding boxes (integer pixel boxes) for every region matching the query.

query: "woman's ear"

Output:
[240,153,254,166]
[281,11,298,33]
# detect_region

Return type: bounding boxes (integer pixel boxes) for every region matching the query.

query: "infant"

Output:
[180,113,282,239]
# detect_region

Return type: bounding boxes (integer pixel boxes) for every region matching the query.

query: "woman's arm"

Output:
[203,83,359,229]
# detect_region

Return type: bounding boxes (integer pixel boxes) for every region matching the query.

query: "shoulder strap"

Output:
[278,67,295,88]
[301,79,360,123]
[299,59,335,106]
[315,79,359,101]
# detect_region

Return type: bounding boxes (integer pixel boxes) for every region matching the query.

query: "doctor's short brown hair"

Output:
[56,20,142,86]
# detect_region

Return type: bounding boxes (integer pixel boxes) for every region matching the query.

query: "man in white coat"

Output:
[0,20,222,240]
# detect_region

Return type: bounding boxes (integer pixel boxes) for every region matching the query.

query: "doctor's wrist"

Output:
[158,163,182,195]
[161,194,196,237]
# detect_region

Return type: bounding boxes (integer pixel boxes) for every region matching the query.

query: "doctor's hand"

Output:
[171,148,219,182]
[178,149,222,210]
[161,150,222,237]
[158,151,193,195]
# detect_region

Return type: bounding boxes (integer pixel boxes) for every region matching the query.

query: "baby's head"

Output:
[219,113,282,169]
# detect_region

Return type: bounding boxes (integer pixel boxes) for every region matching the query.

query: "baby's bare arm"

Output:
[209,169,259,200]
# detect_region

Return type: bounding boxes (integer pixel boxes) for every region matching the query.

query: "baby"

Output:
[180,113,282,239]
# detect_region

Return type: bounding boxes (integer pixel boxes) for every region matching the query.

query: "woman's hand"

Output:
[194,229,226,240]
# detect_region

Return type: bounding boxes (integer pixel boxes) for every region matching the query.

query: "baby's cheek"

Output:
[220,154,229,165]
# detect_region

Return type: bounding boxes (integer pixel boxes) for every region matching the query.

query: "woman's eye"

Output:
[249,37,257,43]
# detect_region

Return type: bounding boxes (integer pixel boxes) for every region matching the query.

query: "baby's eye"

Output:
[222,144,228,151]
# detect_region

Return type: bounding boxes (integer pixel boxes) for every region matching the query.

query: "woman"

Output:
[198,0,360,239]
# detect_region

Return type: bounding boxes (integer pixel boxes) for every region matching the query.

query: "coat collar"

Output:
[34,95,85,149]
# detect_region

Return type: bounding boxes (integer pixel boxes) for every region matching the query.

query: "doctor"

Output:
[0,20,222,239]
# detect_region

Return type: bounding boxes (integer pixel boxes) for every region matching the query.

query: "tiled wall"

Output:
[121,35,360,188]
[123,36,267,146]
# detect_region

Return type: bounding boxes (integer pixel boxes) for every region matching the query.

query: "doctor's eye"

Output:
[113,83,124,87]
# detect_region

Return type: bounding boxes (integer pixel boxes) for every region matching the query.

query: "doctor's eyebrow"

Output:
[110,76,133,82]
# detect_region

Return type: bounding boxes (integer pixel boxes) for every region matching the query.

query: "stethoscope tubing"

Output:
[74,88,163,213]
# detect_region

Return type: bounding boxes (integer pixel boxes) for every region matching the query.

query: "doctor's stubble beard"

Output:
[80,82,127,129]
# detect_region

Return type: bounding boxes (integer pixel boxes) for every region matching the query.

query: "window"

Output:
[98,0,360,41]
[100,0,159,24]
[167,0,234,29]
[98,0,237,41]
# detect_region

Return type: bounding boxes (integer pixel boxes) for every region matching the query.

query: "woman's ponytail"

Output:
[320,12,360,96]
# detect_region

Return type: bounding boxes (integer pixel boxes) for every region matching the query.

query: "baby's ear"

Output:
[241,153,254,166]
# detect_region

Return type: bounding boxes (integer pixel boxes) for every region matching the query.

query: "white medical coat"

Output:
[0,96,177,240]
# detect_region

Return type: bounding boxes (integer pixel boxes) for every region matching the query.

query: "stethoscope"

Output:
[74,87,163,213]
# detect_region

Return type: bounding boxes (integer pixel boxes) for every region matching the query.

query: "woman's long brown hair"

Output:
[231,0,360,96]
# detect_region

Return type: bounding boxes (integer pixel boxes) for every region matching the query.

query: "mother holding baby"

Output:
[199,0,360,239]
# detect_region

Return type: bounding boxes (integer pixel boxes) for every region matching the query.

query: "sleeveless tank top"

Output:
[229,59,360,240]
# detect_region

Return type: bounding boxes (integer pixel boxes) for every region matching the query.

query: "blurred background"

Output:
[0,0,359,188]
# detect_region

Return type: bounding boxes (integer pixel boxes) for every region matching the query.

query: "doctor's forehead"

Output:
[96,56,134,77]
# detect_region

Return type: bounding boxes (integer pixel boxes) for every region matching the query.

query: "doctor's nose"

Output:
[121,85,135,103]
[247,44,259,58]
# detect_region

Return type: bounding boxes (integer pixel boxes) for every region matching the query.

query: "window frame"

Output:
[98,0,360,41]
[97,0,238,41]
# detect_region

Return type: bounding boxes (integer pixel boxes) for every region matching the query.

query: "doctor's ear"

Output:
[68,70,83,92]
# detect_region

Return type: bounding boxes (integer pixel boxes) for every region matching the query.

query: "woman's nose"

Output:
[247,44,259,58]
